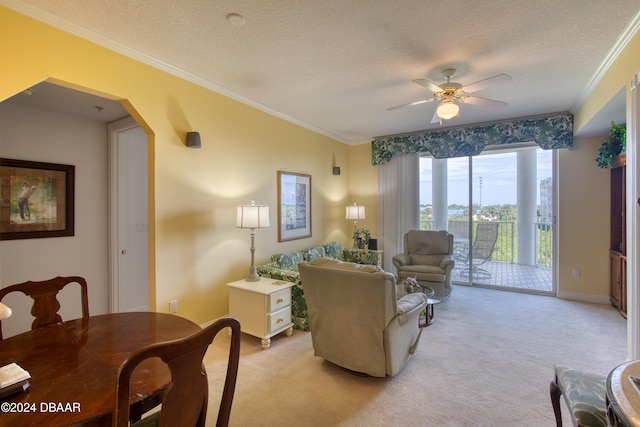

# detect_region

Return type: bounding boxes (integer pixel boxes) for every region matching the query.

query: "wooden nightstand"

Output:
[227,277,294,350]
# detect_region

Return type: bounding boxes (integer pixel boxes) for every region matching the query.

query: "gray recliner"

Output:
[298,258,427,377]
[392,230,455,299]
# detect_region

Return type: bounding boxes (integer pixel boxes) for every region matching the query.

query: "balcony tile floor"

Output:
[451,260,553,293]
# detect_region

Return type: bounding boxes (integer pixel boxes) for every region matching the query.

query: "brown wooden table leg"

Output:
[426,300,435,326]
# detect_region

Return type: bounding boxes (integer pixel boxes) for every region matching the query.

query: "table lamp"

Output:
[346,203,365,249]
[237,201,270,282]
[0,302,11,320]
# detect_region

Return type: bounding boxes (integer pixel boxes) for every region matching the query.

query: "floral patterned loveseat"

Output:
[256,242,382,331]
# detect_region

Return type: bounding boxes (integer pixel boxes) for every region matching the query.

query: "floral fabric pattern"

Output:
[343,249,383,267]
[302,246,326,261]
[371,113,573,165]
[270,252,304,271]
[323,242,343,260]
[554,365,607,427]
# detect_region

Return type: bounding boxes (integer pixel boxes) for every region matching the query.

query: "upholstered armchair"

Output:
[392,230,455,299]
[298,258,427,377]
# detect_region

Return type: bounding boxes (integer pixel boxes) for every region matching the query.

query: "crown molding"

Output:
[572,9,640,111]
[0,0,350,144]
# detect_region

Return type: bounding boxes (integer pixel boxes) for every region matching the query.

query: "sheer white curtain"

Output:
[377,153,419,272]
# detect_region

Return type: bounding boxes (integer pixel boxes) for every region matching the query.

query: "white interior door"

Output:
[108,117,149,312]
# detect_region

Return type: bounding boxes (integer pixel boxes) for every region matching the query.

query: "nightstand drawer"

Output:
[226,277,294,350]
[268,306,291,333]
[268,288,291,312]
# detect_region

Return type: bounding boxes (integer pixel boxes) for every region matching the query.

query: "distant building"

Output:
[539,177,553,227]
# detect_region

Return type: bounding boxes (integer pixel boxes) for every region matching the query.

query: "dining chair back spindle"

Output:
[113,317,241,427]
[0,276,89,340]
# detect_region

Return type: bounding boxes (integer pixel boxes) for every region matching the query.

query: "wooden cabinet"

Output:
[610,251,626,317]
[610,154,626,317]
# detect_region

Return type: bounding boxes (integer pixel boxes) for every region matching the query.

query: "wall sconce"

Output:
[237,201,270,282]
[345,203,366,248]
[186,132,201,148]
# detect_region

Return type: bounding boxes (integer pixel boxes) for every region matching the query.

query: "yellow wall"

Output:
[557,135,611,298]
[347,143,379,238]
[0,7,353,325]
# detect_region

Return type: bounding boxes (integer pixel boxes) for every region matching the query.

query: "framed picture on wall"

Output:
[277,171,311,241]
[0,158,75,240]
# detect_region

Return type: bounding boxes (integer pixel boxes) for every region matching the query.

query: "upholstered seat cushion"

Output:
[397,264,445,282]
[554,365,607,427]
[302,246,326,261]
[323,242,343,259]
[131,411,160,427]
[271,251,304,270]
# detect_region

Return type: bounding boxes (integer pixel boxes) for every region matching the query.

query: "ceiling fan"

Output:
[388,68,512,124]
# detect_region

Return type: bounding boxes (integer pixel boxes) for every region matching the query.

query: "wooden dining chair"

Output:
[113,317,241,427]
[0,276,89,340]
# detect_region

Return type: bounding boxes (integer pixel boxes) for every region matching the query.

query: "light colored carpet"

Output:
[203,285,627,426]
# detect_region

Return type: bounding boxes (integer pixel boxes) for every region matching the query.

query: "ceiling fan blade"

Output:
[462,74,512,93]
[387,98,436,111]
[461,96,507,107]
[412,79,443,93]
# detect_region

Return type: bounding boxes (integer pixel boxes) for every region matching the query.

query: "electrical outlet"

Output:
[572,268,581,277]
[169,300,177,313]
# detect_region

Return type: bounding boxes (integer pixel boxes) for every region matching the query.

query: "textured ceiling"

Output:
[3,0,640,143]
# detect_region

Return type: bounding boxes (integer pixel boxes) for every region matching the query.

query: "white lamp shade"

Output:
[346,204,366,220]
[436,101,460,120]
[237,203,270,228]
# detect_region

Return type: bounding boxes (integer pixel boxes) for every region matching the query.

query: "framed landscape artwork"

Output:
[277,171,311,241]
[0,158,75,240]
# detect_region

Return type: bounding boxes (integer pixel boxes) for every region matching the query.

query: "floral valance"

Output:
[371,112,573,165]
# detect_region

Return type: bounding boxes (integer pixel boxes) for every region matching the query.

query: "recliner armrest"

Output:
[440,254,455,269]
[392,253,411,268]
[396,293,427,325]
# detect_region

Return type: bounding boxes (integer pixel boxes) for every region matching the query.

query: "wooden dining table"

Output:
[0,312,202,426]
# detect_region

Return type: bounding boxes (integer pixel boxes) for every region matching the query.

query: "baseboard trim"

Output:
[556,290,611,306]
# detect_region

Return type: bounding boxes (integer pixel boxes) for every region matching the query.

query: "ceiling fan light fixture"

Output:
[436,100,459,120]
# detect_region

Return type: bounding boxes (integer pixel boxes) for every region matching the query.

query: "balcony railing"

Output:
[419,220,553,267]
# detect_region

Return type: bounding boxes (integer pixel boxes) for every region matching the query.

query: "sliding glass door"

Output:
[419,146,554,294]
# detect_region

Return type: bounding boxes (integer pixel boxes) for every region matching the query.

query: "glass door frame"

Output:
[420,145,557,295]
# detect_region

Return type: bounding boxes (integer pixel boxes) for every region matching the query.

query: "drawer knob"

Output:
[276,298,284,304]
[277,318,284,323]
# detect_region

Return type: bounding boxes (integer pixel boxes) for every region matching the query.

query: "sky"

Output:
[419,148,553,206]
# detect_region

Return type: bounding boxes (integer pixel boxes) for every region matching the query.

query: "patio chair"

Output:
[454,222,499,279]
[448,221,472,255]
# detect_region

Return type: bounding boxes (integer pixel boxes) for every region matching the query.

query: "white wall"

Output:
[0,101,109,337]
